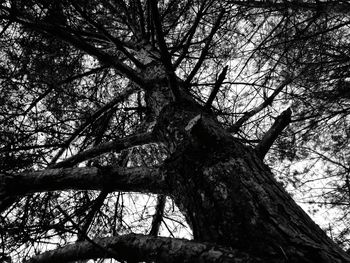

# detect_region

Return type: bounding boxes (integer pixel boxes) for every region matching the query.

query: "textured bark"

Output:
[4,5,350,262]
[17,64,350,263]
[25,233,260,263]
[0,166,166,212]
[153,102,350,262]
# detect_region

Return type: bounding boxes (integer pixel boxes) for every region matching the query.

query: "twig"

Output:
[55,205,121,261]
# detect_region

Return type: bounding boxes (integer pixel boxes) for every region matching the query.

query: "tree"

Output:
[1,0,350,262]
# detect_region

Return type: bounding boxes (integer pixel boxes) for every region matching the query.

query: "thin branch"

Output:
[78,144,131,242]
[204,66,228,110]
[23,66,106,116]
[136,0,146,38]
[0,143,63,153]
[173,1,208,68]
[108,0,142,40]
[184,10,224,86]
[9,13,146,87]
[77,190,109,241]
[255,108,292,159]
[228,76,292,133]
[0,20,12,37]
[56,205,120,260]
[24,233,259,263]
[71,3,144,68]
[162,0,193,37]
[51,131,155,168]
[49,85,138,164]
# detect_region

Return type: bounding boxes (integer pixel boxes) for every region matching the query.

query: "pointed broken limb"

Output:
[255,108,292,159]
[204,66,229,111]
[25,233,260,263]
[150,0,181,101]
[228,77,292,133]
[51,131,155,168]
[0,165,167,213]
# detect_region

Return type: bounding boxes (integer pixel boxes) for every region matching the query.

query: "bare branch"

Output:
[9,13,146,87]
[228,76,292,133]
[204,66,228,110]
[184,10,225,86]
[0,165,167,213]
[22,66,106,117]
[256,108,292,159]
[25,233,260,263]
[56,204,119,260]
[50,85,138,164]
[77,190,109,241]
[51,131,155,168]
[135,0,147,38]
[173,1,208,68]
[71,3,144,68]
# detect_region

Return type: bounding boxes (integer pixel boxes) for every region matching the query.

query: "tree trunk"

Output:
[152,96,350,262]
[4,2,350,262]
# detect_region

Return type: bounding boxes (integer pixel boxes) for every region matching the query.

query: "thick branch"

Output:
[51,131,155,168]
[25,233,260,263]
[255,108,292,159]
[149,194,166,236]
[150,0,181,100]
[228,77,292,133]
[0,166,167,213]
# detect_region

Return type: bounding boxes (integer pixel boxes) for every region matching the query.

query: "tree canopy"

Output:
[1,0,350,262]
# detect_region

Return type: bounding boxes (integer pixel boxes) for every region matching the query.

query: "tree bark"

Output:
[25,233,260,263]
[153,100,350,262]
[0,166,166,212]
[4,6,350,262]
